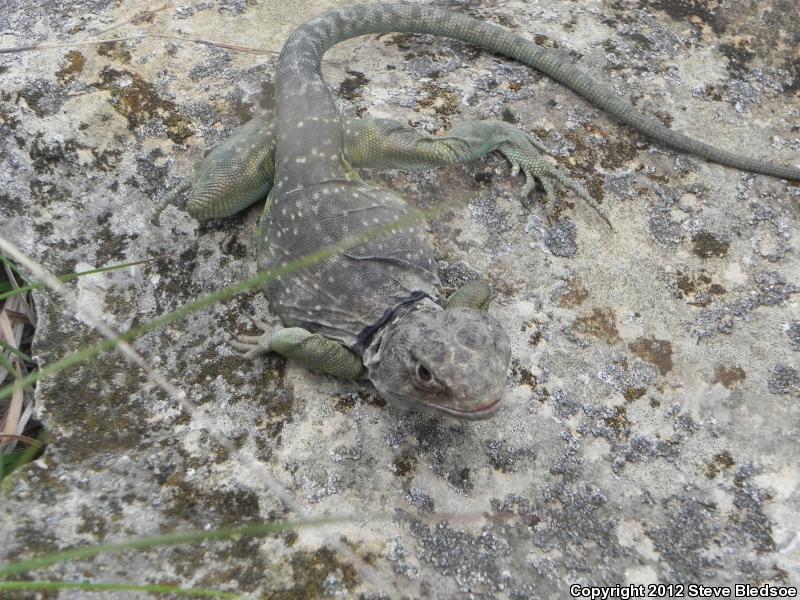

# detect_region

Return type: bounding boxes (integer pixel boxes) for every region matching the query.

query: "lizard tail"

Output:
[283,4,800,181]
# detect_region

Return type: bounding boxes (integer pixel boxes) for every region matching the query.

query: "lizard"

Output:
[164,4,800,420]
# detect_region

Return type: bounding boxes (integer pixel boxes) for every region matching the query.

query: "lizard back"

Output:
[258,180,441,349]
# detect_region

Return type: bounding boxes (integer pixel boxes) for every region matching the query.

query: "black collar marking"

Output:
[350,290,434,356]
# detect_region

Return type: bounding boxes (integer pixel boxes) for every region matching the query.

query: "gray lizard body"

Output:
[170,4,800,419]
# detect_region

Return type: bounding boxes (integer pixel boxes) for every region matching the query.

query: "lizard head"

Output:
[363,307,511,419]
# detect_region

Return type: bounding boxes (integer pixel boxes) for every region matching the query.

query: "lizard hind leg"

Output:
[347,118,612,229]
[167,116,277,222]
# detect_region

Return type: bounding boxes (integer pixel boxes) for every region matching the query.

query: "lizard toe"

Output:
[230,338,269,359]
[252,318,271,332]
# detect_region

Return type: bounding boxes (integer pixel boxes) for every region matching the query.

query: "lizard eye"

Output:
[415,362,433,384]
[410,353,441,390]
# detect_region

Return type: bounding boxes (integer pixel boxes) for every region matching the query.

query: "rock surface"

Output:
[1,0,798,597]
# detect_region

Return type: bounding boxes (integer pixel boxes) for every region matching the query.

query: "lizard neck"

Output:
[356,293,440,359]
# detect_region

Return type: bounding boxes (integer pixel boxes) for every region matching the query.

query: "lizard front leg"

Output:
[231,321,366,380]
[444,279,492,310]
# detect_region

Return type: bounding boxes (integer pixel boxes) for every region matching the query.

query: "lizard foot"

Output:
[499,134,613,230]
[151,181,191,226]
[230,317,273,360]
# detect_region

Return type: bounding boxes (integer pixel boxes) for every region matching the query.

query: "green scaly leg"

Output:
[159,115,277,221]
[444,279,491,310]
[345,118,612,228]
[231,320,366,380]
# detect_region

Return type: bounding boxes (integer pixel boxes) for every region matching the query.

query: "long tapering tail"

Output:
[277,4,800,181]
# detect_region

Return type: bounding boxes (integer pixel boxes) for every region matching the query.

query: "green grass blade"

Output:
[0,255,34,286]
[0,257,160,302]
[0,516,344,578]
[0,580,242,598]
[0,340,32,364]
[0,437,46,484]
[0,350,15,375]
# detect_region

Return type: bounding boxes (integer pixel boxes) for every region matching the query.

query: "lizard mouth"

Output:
[426,397,502,420]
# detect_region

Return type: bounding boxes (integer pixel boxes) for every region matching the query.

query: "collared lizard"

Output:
[165,4,800,419]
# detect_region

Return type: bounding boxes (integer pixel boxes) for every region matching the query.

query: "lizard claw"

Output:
[536,175,560,221]
[520,171,539,197]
